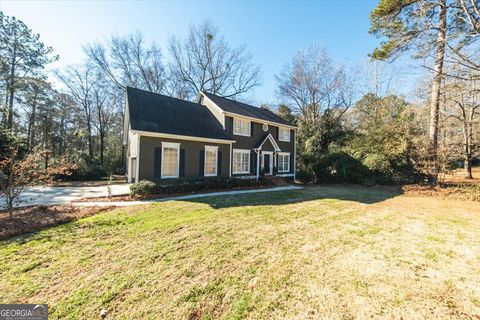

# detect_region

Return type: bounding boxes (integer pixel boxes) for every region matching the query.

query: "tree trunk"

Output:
[464,158,473,179]
[27,92,38,151]
[86,119,93,158]
[7,45,16,130]
[100,131,105,165]
[428,0,447,181]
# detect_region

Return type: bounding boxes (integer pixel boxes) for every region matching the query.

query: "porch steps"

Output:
[263,176,290,185]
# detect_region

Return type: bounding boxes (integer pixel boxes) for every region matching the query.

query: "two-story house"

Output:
[124,87,296,183]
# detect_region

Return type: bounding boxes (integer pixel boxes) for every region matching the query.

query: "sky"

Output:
[0,0,424,105]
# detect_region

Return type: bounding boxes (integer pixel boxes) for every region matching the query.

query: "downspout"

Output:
[136,133,141,183]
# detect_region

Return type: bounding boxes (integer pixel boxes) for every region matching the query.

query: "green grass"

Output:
[1,185,480,319]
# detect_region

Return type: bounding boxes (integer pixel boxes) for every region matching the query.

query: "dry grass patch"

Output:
[1,185,479,319]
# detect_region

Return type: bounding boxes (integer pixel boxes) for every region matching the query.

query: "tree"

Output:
[84,32,167,93]
[276,104,296,124]
[16,78,53,151]
[443,69,480,178]
[277,45,353,150]
[369,0,456,177]
[0,146,73,218]
[56,65,96,158]
[168,20,261,100]
[460,0,480,34]
[347,94,423,182]
[0,11,57,130]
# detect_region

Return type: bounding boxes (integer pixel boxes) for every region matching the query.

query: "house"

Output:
[123,87,297,183]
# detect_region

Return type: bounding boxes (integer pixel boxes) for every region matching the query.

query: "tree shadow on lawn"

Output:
[185,184,404,209]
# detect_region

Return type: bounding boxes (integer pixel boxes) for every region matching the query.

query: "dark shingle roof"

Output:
[127,87,233,141]
[201,91,295,127]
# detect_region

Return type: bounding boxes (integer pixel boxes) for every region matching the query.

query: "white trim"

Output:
[224,111,297,130]
[204,145,219,177]
[254,133,281,152]
[279,127,291,142]
[161,142,180,179]
[131,130,235,144]
[277,152,290,173]
[135,134,141,183]
[197,92,226,116]
[232,149,251,174]
[233,117,251,136]
[229,144,232,178]
[262,151,273,175]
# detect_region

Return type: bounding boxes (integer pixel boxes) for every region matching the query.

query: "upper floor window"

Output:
[204,145,218,177]
[279,127,290,142]
[233,118,251,136]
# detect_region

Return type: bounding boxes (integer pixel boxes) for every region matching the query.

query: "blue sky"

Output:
[0,0,423,104]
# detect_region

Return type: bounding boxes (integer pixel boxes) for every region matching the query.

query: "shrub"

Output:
[58,153,107,181]
[129,177,275,198]
[130,180,157,197]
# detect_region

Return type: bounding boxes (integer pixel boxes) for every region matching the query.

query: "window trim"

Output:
[232,148,251,174]
[277,152,290,173]
[204,145,219,177]
[279,127,291,142]
[161,142,180,179]
[233,118,251,137]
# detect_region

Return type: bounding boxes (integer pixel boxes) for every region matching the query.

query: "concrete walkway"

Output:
[73,185,304,207]
[0,184,131,209]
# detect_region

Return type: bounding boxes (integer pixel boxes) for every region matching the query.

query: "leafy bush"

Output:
[58,153,107,181]
[130,177,275,198]
[130,180,157,197]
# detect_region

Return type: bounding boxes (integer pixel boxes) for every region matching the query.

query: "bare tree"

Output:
[443,68,480,178]
[276,45,354,124]
[84,32,167,93]
[168,20,261,100]
[56,65,95,158]
[460,0,480,34]
[91,73,117,166]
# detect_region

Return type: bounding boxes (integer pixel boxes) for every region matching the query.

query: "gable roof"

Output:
[126,87,233,141]
[200,91,295,127]
[254,133,281,152]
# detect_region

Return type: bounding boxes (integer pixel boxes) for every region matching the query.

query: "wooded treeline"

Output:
[1,0,479,183]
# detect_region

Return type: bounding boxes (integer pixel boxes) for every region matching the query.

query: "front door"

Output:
[263,152,273,175]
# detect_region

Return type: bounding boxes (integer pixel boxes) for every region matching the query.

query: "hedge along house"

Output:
[124,87,297,183]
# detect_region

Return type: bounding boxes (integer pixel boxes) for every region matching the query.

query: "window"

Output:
[278,152,290,172]
[204,145,218,176]
[279,127,290,142]
[232,149,250,174]
[161,142,180,178]
[233,118,251,136]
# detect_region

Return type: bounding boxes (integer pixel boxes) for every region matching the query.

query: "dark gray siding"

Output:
[226,116,295,175]
[138,136,230,180]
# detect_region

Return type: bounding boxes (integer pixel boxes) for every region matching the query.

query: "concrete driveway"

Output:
[0,184,131,209]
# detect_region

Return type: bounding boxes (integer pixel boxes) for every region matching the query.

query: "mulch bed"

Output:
[0,205,116,241]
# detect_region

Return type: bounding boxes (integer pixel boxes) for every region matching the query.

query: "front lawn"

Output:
[1,185,479,319]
